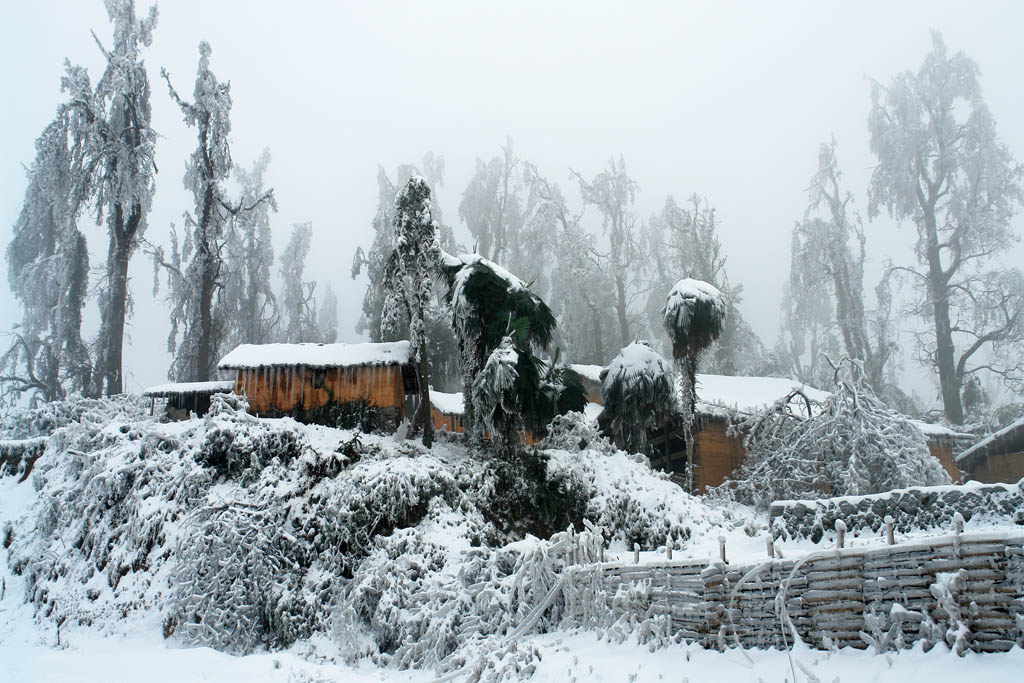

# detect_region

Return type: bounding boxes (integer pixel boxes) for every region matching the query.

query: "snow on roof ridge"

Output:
[429,391,465,415]
[218,340,412,370]
[955,416,1024,463]
[143,380,235,396]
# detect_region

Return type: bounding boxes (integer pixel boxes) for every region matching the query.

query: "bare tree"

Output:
[64,1,159,395]
[279,223,320,343]
[868,32,1024,424]
[794,140,897,396]
[2,114,91,405]
[573,157,643,349]
[152,42,273,381]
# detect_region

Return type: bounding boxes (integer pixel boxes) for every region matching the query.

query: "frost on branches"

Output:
[597,341,676,455]
[717,360,950,508]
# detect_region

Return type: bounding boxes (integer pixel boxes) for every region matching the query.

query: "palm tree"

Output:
[598,341,676,455]
[662,278,727,491]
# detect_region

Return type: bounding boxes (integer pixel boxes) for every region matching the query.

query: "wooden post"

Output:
[884,515,894,545]
[835,519,846,549]
[634,543,640,564]
[718,535,726,564]
[953,511,964,536]
[766,535,774,558]
[667,543,673,561]
[599,545,605,563]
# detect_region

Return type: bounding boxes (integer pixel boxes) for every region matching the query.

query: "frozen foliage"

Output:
[662,278,728,361]
[718,360,951,509]
[151,41,273,382]
[597,341,676,454]
[279,223,323,343]
[2,395,733,670]
[471,336,521,451]
[869,31,1024,424]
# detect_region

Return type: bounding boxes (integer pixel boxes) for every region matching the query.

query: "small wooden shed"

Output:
[955,417,1024,484]
[143,380,236,419]
[217,341,419,428]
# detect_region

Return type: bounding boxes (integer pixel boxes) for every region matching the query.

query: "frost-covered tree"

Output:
[574,157,643,349]
[220,150,280,349]
[382,177,440,447]
[441,253,557,444]
[152,42,273,381]
[63,0,159,395]
[646,194,765,375]
[318,282,338,344]
[776,276,840,388]
[459,139,553,297]
[720,359,951,508]
[279,223,320,343]
[868,32,1024,424]
[662,278,727,491]
[793,140,898,400]
[2,114,92,405]
[352,153,454,341]
[597,341,676,456]
[530,168,614,365]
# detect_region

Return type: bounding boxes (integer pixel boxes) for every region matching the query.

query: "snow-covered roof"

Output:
[570,364,603,384]
[430,391,465,415]
[142,380,235,397]
[693,374,830,417]
[217,341,412,370]
[956,417,1024,465]
[908,420,972,440]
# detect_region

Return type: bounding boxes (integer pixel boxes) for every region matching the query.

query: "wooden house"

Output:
[571,364,966,492]
[217,341,419,428]
[143,380,236,419]
[955,417,1024,484]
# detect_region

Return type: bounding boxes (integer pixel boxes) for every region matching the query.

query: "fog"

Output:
[3,0,1024,403]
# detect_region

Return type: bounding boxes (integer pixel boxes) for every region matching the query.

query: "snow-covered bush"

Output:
[540,411,616,454]
[198,393,307,478]
[598,341,677,455]
[717,360,951,508]
[0,393,148,439]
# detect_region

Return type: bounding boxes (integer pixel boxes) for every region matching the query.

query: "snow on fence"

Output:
[562,522,1024,654]
[770,481,1024,541]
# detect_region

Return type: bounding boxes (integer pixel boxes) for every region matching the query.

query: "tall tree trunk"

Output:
[614,272,629,348]
[681,355,698,493]
[196,249,217,381]
[924,213,964,424]
[96,204,140,396]
[417,335,434,448]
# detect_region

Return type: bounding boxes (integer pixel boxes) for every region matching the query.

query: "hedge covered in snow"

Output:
[770,480,1024,541]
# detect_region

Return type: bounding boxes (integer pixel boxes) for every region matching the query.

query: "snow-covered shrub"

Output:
[0,393,148,439]
[546,448,726,548]
[197,393,307,478]
[9,409,210,630]
[716,360,950,508]
[540,411,616,454]
[597,341,677,455]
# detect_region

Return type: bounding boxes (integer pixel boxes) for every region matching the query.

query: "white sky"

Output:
[2,1,1024,403]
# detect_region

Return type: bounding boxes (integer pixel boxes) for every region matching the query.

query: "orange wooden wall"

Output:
[927,440,963,483]
[965,451,1024,484]
[232,365,406,414]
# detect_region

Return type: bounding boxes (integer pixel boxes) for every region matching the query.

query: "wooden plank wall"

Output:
[233,365,406,414]
[968,452,1024,484]
[566,531,1024,653]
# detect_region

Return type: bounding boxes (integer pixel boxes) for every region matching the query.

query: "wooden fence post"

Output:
[634,543,640,564]
[719,535,727,564]
[835,519,846,549]
[766,535,774,558]
[884,515,894,545]
[667,543,673,561]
